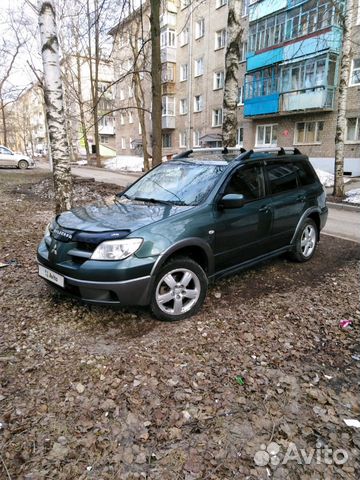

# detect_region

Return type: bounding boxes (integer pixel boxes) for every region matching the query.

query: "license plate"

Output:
[38,265,64,288]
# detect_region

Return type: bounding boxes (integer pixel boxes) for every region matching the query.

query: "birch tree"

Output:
[38,0,72,213]
[222,0,243,148]
[333,0,354,197]
[150,0,162,166]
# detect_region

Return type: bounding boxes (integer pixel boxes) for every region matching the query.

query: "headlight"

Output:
[44,222,51,238]
[91,238,143,261]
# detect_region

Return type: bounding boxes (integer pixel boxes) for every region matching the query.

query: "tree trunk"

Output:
[333,0,353,198]
[150,0,162,166]
[133,74,150,171]
[76,54,91,162]
[38,0,72,213]
[223,0,243,148]
[1,99,7,145]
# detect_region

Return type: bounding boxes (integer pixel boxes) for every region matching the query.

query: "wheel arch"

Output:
[290,207,321,245]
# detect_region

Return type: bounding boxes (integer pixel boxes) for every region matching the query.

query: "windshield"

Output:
[122,161,227,206]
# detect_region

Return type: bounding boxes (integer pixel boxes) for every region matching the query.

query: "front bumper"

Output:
[38,261,152,305]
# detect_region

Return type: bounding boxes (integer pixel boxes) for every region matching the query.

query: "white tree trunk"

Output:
[38,0,72,213]
[223,0,243,148]
[334,0,353,198]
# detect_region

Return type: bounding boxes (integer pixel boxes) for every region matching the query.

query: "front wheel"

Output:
[290,218,318,262]
[150,257,208,321]
[18,160,29,170]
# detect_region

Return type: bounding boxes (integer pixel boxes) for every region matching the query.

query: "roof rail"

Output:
[253,146,302,156]
[172,149,193,159]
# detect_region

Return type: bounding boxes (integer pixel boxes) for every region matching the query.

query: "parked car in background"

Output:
[0,145,35,169]
[37,147,328,321]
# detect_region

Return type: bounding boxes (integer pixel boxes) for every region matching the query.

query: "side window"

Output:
[295,160,316,186]
[225,165,265,201]
[266,162,299,194]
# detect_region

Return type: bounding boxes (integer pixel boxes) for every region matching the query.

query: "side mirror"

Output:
[220,193,245,209]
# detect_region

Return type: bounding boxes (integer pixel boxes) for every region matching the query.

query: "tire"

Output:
[18,160,29,170]
[289,218,318,262]
[150,257,208,321]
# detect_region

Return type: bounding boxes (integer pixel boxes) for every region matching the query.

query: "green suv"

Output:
[37,147,328,321]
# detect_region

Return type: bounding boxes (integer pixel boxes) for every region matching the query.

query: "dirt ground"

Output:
[0,169,359,480]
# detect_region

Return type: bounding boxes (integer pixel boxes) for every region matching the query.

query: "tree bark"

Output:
[38,0,72,213]
[1,99,7,145]
[76,53,91,161]
[150,0,162,166]
[334,0,353,198]
[223,0,243,148]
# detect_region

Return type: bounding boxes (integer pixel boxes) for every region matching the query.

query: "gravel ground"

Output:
[0,170,359,480]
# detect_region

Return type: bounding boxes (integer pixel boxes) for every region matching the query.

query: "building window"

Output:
[213,71,225,90]
[212,108,223,127]
[128,111,134,123]
[193,130,201,147]
[162,96,175,116]
[350,59,360,86]
[237,127,244,146]
[162,133,172,148]
[215,29,227,50]
[179,98,188,115]
[160,28,176,47]
[128,85,134,98]
[100,135,109,144]
[240,41,247,62]
[180,63,188,81]
[346,118,360,142]
[194,57,204,77]
[256,124,277,146]
[121,137,126,149]
[194,95,203,112]
[120,113,125,125]
[179,131,188,148]
[162,63,175,83]
[216,0,227,8]
[195,18,205,39]
[295,121,324,144]
[138,122,142,135]
[237,84,244,105]
[129,137,134,149]
[242,0,249,17]
[119,89,125,101]
[180,27,189,46]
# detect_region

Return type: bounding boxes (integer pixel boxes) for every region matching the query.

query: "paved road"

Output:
[36,163,360,243]
[323,206,360,243]
[37,162,141,187]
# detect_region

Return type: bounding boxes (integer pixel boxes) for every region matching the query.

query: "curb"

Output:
[327,201,360,212]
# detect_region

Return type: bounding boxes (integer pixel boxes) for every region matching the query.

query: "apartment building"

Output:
[111,0,360,172]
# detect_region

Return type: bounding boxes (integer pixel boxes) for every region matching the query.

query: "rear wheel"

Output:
[150,257,208,321]
[18,160,29,170]
[290,218,318,262]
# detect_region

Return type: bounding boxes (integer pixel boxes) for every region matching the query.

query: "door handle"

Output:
[297,195,306,202]
[259,205,271,213]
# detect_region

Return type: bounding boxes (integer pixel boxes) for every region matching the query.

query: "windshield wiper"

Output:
[132,197,189,206]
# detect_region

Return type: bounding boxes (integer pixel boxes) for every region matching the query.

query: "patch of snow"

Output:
[76,160,88,166]
[315,169,351,188]
[344,188,360,205]
[105,156,144,172]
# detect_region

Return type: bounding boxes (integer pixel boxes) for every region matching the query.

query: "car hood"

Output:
[56,201,193,233]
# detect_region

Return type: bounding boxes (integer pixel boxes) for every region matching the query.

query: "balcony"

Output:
[162,115,176,129]
[99,124,115,135]
[281,86,335,112]
[161,47,176,63]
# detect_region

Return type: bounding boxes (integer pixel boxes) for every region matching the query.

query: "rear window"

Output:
[295,160,317,186]
[266,163,298,194]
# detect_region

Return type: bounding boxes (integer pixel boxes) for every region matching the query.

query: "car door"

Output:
[264,159,306,248]
[213,163,273,271]
[0,146,13,167]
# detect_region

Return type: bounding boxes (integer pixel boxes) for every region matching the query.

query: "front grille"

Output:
[76,242,96,253]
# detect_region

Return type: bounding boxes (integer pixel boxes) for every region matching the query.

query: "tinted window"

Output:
[267,163,298,194]
[295,160,316,186]
[225,165,265,200]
